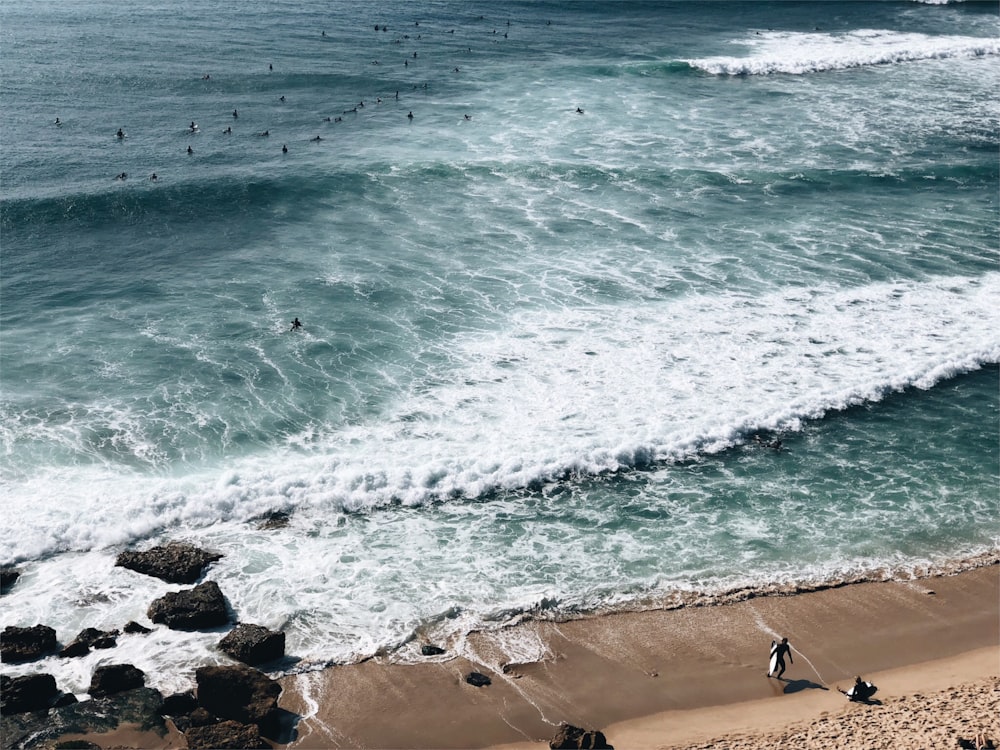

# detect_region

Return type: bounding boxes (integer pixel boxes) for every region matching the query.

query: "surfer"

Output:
[187,145,193,154]
[117,128,125,139]
[767,637,792,679]
[224,126,232,134]
[233,109,238,118]
[282,144,288,153]
[576,107,584,114]
[290,317,302,331]
[407,111,414,120]
[838,676,877,702]
[55,117,61,126]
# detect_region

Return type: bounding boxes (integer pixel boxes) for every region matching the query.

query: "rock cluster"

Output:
[0,542,295,748]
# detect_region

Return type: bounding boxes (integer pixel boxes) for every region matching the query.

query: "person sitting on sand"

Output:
[838,676,877,702]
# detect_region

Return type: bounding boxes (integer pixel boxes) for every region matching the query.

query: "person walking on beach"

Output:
[767,637,793,679]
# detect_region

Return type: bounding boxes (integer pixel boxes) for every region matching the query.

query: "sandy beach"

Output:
[278,562,999,749]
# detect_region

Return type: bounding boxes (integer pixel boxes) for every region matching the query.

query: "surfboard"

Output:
[768,640,778,676]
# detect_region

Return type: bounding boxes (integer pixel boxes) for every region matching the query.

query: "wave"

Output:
[2,273,997,562]
[686,29,1000,75]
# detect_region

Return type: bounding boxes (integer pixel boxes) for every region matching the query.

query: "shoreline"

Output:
[277,563,998,749]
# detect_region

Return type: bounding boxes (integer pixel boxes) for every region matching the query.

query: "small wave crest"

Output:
[687,29,1000,76]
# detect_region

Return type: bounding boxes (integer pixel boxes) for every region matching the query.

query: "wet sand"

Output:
[278,562,998,749]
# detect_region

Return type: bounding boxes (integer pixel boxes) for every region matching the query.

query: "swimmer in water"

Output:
[282,144,288,153]
[187,145,193,154]
[290,317,302,331]
[311,135,323,141]
[407,111,414,120]
[233,109,238,118]
[117,128,125,138]
[150,173,158,181]
[224,126,232,134]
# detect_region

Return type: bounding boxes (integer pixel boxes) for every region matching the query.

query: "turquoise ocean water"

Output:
[1,0,998,695]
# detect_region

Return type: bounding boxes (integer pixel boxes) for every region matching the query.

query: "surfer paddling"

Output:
[767,636,793,679]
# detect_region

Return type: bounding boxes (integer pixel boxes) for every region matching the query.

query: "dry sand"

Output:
[278,563,999,749]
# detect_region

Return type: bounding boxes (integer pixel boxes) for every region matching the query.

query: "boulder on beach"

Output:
[147,580,231,630]
[0,673,60,715]
[465,671,491,687]
[60,627,120,658]
[195,664,281,734]
[161,690,198,717]
[116,542,223,584]
[549,722,612,749]
[218,623,286,665]
[1,624,57,663]
[183,719,271,749]
[88,663,146,697]
[421,644,446,656]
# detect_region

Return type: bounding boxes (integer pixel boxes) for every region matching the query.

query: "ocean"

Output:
[1,0,997,697]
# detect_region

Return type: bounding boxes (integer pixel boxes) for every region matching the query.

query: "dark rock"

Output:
[218,623,285,665]
[1,687,165,750]
[1,567,20,594]
[1,624,57,663]
[420,644,446,656]
[60,627,120,658]
[53,693,79,708]
[196,664,281,734]
[184,719,270,749]
[171,706,218,732]
[123,620,153,634]
[54,741,101,749]
[148,580,231,630]
[255,511,291,530]
[465,671,491,687]
[116,542,222,584]
[549,723,612,749]
[162,690,198,716]
[0,673,59,715]
[88,663,145,697]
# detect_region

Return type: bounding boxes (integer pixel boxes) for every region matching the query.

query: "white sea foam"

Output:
[688,30,1000,76]
[2,273,997,565]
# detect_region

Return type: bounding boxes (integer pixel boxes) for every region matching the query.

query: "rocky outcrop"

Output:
[1,687,165,750]
[549,723,612,749]
[255,511,291,530]
[184,719,271,749]
[0,673,60,715]
[60,627,120,658]
[147,580,231,630]
[88,664,146,697]
[195,664,281,734]
[116,542,222,584]
[0,567,20,594]
[218,623,285,665]
[1,624,57,663]
[123,620,153,634]
[420,644,446,656]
